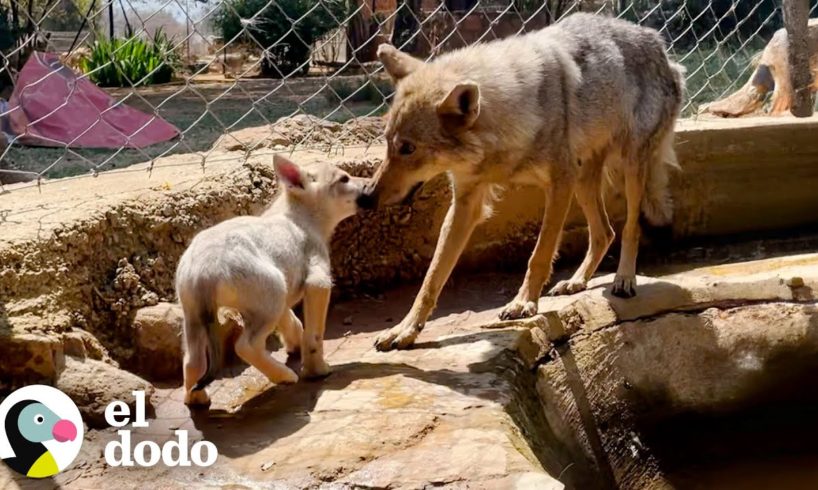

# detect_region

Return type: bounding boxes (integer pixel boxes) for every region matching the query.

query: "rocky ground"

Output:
[4,256,818,488]
[211,115,385,153]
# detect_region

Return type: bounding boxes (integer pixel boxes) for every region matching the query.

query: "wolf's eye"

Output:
[34,414,44,425]
[398,142,415,156]
[339,175,350,184]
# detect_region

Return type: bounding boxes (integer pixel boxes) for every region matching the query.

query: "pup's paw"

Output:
[184,389,210,406]
[276,367,300,385]
[611,274,637,298]
[499,298,538,320]
[548,279,587,296]
[301,358,331,380]
[286,343,301,357]
[374,321,421,351]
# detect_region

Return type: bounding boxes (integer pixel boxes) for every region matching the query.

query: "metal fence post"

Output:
[783,0,814,117]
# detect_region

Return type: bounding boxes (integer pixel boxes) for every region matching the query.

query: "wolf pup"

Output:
[176,155,362,405]
[358,13,684,351]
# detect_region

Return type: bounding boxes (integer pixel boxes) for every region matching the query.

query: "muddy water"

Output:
[641,366,818,490]
[653,409,818,490]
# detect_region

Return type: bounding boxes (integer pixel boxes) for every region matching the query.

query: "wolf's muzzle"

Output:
[400,181,425,206]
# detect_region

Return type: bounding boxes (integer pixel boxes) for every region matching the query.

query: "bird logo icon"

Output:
[0,385,83,478]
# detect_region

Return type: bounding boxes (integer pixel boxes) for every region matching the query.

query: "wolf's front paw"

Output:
[374,320,422,351]
[301,358,331,380]
[611,274,637,298]
[184,389,211,406]
[548,279,587,296]
[499,298,538,320]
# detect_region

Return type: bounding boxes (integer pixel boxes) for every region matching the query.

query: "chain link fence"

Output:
[0,0,812,190]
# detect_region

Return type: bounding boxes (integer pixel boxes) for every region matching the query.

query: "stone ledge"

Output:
[529,253,818,346]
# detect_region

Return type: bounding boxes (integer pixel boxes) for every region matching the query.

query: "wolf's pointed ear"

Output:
[274,154,305,190]
[437,81,480,129]
[377,44,423,82]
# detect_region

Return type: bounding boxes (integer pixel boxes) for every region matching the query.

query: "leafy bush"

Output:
[620,0,789,51]
[81,30,180,87]
[0,6,17,53]
[213,0,349,77]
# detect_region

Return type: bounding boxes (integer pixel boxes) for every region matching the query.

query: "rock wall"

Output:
[529,255,818,487]
[4,115,818,391]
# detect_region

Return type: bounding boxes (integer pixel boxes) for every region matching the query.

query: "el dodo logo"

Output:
[0,385,82,478]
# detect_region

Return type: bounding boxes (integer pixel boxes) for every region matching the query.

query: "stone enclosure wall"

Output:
[2,115,818,394]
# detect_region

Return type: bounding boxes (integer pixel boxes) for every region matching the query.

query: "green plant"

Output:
[80,29,180,87]
[213,0,349,77]
[0,6,18,52]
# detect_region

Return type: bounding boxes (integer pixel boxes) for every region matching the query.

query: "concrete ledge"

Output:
[531,252,818,488]
[673,115,818,236]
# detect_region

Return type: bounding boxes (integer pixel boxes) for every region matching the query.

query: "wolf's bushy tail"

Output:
[641,61,684,227]
[641,130,679,227]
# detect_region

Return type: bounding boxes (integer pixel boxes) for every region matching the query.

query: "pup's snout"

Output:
[356,190,377,210]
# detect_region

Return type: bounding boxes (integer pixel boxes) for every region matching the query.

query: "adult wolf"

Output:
[358,13,685,351]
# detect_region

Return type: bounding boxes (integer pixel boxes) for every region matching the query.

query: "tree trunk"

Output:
[26,0,34,35]
[347,0,373,63]
[783,0,814,117]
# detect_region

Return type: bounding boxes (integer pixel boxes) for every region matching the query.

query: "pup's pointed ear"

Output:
[273,154,305,190]
[437,81,480,129]
[377,44,424,82]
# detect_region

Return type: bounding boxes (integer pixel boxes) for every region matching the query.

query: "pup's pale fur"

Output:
[363,13,684,351]
[176,156,362,405]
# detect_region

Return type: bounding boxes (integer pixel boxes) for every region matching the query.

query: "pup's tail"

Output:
[191,306,234,392]
[641,129,680,227]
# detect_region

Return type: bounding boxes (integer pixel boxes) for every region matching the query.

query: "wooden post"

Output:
[108,2,115,39]
[783,0,814,117]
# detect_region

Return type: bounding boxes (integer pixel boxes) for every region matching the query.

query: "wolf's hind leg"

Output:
[550,155,614,296]
[612,157,647,298]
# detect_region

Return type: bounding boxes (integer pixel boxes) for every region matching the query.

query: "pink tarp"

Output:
[5,52,179,149]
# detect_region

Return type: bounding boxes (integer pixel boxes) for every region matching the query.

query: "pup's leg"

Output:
[235,310,299,385]
[500,171,575,319]
[550,156,614,296]
[182,303,211,406]
[277,309,303,356]
[301,284,331,379]
[612,158,647,298]
[374,183,489,351]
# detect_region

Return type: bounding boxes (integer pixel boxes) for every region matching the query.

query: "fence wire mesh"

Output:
[0,0,810,191]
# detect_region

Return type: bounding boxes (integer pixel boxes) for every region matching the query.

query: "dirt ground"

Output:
[6,255,818,489]
[2,76,387,180]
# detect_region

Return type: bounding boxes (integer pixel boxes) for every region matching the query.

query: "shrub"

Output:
[81,29,180,87]
[212,0,349,77]
[0,6,17,53]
